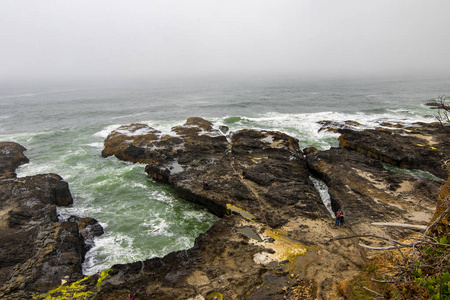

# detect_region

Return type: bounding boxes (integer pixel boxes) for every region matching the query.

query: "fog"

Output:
[1,0,450,84]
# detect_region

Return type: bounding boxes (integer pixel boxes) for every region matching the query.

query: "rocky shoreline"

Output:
[1,117,448,299]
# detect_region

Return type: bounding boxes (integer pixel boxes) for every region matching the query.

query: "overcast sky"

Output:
[1,0,449,83]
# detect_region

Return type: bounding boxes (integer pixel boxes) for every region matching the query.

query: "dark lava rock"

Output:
[337,123,450,179]
[68,216,104,249]
[0,142,86,300]
[96,215,296,300]
[0,142,29,179]
[95,118,448,299]
[306,147,440,232]
[102,117,330,228]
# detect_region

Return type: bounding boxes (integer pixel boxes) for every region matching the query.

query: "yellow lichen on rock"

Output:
[264,227,308,264]
[32,268,111,300]
[226,204,255,220]
[252,226,308,268]
[206,291,223,300]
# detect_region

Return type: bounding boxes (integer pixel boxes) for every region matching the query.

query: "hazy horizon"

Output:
[1,1,450,85]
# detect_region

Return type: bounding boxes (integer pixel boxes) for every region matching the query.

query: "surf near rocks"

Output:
[8,114,449,299]
[98,117,448,299]
[0,142,103,300]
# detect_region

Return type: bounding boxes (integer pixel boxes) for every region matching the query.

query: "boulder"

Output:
[0,142,86,299]
[337,122,450,179]
[306,147,441,241]
[0,142,29,179]
[103,118,330,228]
[94,118,448,299]
[68,216,104,248]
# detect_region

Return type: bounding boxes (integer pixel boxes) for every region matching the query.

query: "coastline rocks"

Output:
[103,117,330,228]
[98,117,450,299]
[0,142,29,179]
[99,118,385,298]
[0,142,90,299]
[337,122,450,179]
[306,147,441,241]
[68,216,104,249]
[96,215,298,299]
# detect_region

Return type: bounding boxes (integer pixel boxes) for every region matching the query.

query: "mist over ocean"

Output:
[0,77,448,274]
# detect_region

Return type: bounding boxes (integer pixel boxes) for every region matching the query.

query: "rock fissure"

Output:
[3,117,449,299]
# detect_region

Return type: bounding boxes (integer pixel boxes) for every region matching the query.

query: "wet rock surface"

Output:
[306,146,441,241]
[0,142,94,299]
[4,116,449,299]
[98,117,447,299]
[0,142,29,179]
[337,122,450,179]
[97,215,297,299]
[103,117,330,228]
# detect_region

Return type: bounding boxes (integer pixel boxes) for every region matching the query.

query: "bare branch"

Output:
[371,222,427,230]
[363,286,384,297]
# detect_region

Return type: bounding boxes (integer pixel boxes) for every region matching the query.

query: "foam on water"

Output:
[213,108,436,150]
[8,125,218,275]
[2,78,447,276]
[93,124,122,138]
[310,176,335,218]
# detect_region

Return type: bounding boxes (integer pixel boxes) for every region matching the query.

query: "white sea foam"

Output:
[140,216,172,236]
[116,127,156,137]
[132,182,148,189]
[310,176,335,218]
[82,233,139,275]
[93,124,122,138]
[172,236,192,249]
[86,142,104,149]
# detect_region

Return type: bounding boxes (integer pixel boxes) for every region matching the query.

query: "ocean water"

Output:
[0,76,448,275]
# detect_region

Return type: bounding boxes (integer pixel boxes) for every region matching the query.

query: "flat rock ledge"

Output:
[91,117,449,299]
[0,142,102,300]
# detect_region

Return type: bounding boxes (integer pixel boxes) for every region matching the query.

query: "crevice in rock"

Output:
[309,175,335,218]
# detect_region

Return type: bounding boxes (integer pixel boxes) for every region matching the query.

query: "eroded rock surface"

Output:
[103,118,440,298]
[306,147,441,242]
[97,118,449,299]
[0,142,90,299]
[0,142,29,179]
[97,215,297,299]
[18,116,447,299]
[103,117,329,228]
[337,122,450,179]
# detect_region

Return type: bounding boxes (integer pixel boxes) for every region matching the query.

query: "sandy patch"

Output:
[410,133,437,145]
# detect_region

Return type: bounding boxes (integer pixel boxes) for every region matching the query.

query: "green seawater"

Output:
[2,77,447,274]
[14,124,218,275]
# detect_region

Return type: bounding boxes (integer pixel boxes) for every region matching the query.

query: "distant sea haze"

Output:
[1,77,448,274]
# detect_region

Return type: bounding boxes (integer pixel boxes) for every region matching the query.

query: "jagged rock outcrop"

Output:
[102,117,424,298]
[337,122,450,179]
[0,142,94,300]
[20,116,448,299]
[0,142,29,179]
[103,117,330,228]
[306,147,441,242]
[97,215,304,299]
[96,117,449,299]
